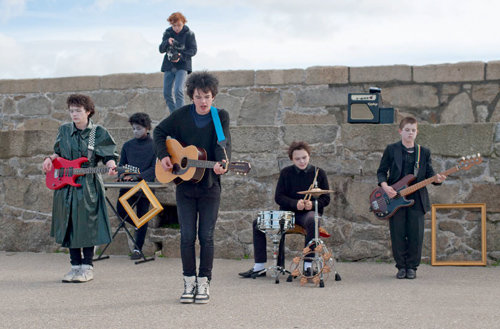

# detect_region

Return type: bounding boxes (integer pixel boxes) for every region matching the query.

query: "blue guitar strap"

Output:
[210,106,226,148]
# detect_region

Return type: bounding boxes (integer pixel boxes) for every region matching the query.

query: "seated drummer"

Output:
[239,141,331,278]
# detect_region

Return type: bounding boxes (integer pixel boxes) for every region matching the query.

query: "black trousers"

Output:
[116,190,150,251]
[69,247,94,266]
[389,206,425,270]
[253,211,317,263]
[176,183,221,281]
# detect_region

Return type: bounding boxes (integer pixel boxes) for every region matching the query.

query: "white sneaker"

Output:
[195,277,210,304]
[62,265,81,283]
[73,264,94,283]
[180,276,196,303]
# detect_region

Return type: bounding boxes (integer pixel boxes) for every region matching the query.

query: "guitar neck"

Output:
[400,166,458,196]
[187,159,222,169]
[73,167,110,175]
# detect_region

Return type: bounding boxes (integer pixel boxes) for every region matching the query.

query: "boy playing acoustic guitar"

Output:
[376,117,446,279]
[154,71,231,304]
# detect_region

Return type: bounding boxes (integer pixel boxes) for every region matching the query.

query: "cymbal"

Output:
[297,188,334,196]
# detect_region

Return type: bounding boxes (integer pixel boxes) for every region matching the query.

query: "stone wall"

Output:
[1,61,500,264]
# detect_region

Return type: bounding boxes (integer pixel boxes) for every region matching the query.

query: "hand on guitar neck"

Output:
[381,173,447,199]
[159,156,227,175]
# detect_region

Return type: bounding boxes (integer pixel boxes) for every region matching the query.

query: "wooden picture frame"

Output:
[119,180,164,229]
[431,203,486,266]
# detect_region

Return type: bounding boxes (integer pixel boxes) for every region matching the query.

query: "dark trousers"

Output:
[116,190,149,251]
[176,183,221,281]
[389,206,425,270]
[253,211,317,263]
[69,247,94,266]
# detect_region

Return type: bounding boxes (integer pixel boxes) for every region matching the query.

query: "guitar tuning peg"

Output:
[461,156,466,160]
[477,153,481,157]
[466,155,471,159]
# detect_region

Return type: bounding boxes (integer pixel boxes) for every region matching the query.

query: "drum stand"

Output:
[289,191,341,287]
[262,218,291,284]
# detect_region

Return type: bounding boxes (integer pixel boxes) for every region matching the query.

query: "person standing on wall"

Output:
[159,12,197,114]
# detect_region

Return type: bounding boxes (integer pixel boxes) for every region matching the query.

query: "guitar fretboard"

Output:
[400,166,458,196]
[187,159,220,169]
[73,167,110,174]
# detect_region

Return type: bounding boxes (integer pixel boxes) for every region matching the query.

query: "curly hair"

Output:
[66,94,95,118]
[128,112,152,130]
[186,71,219,99]
[168,12,187,24]
[287,141,312,160]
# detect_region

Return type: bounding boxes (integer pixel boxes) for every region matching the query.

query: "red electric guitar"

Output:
[369,154,482,219]
[45,157,140,190]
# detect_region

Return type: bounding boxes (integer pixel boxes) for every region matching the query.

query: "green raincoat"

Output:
[50,120,118,248]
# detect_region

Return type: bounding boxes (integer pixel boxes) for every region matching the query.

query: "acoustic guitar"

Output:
[46,157,140,190]
[369,154,482,219]
[155,138,251,184]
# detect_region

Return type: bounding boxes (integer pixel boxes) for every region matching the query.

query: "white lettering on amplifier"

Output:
[350,94,377,101]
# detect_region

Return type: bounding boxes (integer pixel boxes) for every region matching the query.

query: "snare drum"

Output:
[256,210,295,234]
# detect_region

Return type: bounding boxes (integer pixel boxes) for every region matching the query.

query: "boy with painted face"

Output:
[116,113,156,259]
[377,116,446,279]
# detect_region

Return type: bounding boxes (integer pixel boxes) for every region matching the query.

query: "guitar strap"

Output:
[414,144,421,175]
[87,124,97,165]
[210,106,226,147]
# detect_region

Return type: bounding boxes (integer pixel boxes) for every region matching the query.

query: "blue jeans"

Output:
[163,69,187,113]
[176,183,221,280]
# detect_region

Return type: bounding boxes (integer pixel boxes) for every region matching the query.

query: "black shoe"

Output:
[396,268,406,279]
[406,269,416,279]
[238,268,266,278]
[130,250,142,260]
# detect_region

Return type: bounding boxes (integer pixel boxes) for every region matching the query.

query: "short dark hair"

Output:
[399,116,418,129]
[287,141,312,160]
[67,94,95,118]
[128,112,152,130]
[186,71,219,99]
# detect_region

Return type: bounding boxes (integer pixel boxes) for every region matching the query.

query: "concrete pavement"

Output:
[1,251,499,329]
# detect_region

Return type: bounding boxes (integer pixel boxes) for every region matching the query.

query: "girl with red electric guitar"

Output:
[42,94,118,283]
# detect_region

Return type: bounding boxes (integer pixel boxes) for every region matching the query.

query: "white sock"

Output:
[253,263,265,272]
[304,262,312,270]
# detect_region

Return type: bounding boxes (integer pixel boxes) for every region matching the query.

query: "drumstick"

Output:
[303,168,320,201]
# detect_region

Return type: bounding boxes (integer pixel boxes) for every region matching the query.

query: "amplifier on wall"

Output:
[348,93,380,123]
[347,87,394,124]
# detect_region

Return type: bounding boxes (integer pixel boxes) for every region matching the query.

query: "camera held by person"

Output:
[167,39,185,62]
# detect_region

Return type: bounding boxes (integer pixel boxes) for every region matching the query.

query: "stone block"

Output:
[306,66,348,85]
[213,70,254,87]
[40,76,100,93]
[17,118,61,131]
[350,65,411,83]
[142,72,164,89]
[239,91,280,125]
[281,90,296,108]
[416,123,494,157]
[213,93,243,126]
[230,126,281,153]
[2,97,16,114]
[0,130,54,158]
[382,85,439,108]
[297,86,349,107]
[17,96,51,116]
[92,90,135,109]
[283,111,337,124]
[341,123,399,152]
[0,217,55,252]
[256,69,304,85]
[486,60,500,80]
[465,184,500,212]
[441,92,474,123]
[492,103,500,123]
[413,62,484,83]
[472,83,499,103]
[282,124,339,145]
[125,91,166,122]
[0,79,41,94]
[100,73,146,90]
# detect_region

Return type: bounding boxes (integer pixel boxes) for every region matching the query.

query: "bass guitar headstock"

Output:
[457,153,482,171]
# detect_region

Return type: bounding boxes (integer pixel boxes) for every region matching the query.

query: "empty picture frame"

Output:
[431,203,486,266]
[119,180,164,229]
